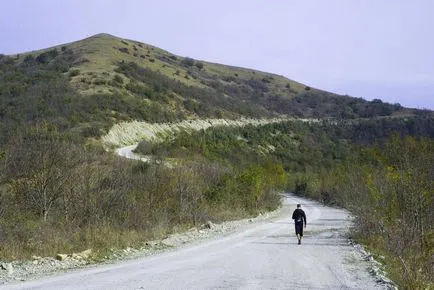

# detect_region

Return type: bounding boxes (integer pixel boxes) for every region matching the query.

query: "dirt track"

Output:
[1,194,393,290]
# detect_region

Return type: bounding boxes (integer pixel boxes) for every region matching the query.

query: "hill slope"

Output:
[0,34,433,289]
[1,33,425,145]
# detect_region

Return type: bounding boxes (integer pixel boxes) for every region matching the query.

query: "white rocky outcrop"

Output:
[101,117,300,147]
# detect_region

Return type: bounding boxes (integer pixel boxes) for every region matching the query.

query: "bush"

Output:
[119,47,129,54]
[69,69,80,77]
[36,49,59,64]
[23,55,35,64]
[181,57,195,67]
[113,74,123,84]
[93,79,106,85]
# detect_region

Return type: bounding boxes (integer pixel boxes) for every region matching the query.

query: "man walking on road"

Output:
[292,204,307,244]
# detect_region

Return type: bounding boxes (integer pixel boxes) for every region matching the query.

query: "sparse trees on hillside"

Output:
[5,127,83,222]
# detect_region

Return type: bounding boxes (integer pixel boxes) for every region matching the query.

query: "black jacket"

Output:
[292,208,306,225]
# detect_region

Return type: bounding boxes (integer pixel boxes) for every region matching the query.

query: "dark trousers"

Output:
[295,222,304,236]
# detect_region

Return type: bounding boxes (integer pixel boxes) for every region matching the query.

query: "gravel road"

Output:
[1,194,395,290]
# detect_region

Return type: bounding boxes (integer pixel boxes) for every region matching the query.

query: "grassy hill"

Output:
[2,33,426,146]
[0,33,433,288]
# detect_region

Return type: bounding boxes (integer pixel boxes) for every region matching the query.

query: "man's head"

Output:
[297,204,301,208]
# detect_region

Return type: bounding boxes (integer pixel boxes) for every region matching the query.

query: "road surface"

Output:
[2,194,387,290]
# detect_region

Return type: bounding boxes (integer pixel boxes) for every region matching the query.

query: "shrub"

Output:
[195,61,204,70]
[119,47,129,54]
[36,49,58,64]
[69,69,80,77]
[50,59,70,73]
[23,55,35,64]
[113,74,123,84]
[93,79,106,85]
[181,57,195,67]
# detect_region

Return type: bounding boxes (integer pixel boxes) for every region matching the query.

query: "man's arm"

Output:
[303,211,307,226]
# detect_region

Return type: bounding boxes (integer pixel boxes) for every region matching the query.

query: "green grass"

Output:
[14,33,310,101]
[67,34,205,88]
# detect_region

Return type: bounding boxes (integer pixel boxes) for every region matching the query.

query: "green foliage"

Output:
[195,61,204,70]
[113,74,123,84]
[69,69,80,77]
[0,127,284,259]
[292,136,434,289]
[139,118,433,173]
[133,116,433,289]
[35,49,59,64]
[116,61,266,118]
[181,57,195,67]
[119,47,129,54]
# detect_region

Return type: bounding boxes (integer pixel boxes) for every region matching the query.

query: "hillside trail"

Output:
[2,193,392,290]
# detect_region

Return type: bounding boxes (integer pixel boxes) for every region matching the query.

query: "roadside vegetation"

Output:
[0,124,285,259]
[135,119,433,289]
[302,136,433,289]
[0,33,433,288]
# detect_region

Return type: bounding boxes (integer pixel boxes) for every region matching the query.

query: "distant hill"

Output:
[0,33,431,144]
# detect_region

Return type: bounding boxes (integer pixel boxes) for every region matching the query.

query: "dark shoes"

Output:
[298,239,301,245]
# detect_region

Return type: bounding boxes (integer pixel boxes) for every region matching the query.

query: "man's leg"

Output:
[294,223,299,243]
[295,223,302,244]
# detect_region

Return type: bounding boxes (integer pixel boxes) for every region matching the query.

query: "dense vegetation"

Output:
[1,33,417,147]
[316,136,433,288]
[0,124,286,259]
[115,59,409,120]
[135,118,433,288]
[0,33,433,288]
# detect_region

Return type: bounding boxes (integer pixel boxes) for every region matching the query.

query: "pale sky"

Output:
[1,0,433,109]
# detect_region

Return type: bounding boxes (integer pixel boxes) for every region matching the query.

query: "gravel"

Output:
[0,196,397,289]
[0,210,280,285]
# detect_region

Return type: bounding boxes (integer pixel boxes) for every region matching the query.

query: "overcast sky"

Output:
[1,0,433,109]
